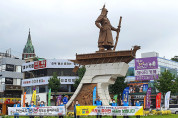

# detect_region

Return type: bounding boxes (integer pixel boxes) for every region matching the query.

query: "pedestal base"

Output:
[67,62,129,111]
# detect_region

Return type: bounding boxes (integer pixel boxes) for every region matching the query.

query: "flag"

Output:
[32,90,36,105]
[145,88,151,109]
[122,87,129,102]
[156,92,161,109]
[23,92,26,107]
[57,95,62,106]
[165,91,171,109]
[93,87,97,105]
[48,88,51,106]
[113,95,118,102]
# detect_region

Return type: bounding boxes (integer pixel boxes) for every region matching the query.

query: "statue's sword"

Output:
[113,16,122,51]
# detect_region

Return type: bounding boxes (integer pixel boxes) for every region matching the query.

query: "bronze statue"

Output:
[95,5,120,51]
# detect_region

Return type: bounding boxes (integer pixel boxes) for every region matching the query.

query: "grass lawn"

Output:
[3,114,178,118]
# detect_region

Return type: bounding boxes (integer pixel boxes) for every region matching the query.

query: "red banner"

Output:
[156,92,161,109]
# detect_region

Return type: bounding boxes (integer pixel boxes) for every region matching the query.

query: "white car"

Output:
[169,104,178,114]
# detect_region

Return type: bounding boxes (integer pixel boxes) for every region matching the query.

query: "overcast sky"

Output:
[1,0,178,60]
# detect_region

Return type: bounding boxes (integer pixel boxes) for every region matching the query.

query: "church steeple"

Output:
[22,29,36,60]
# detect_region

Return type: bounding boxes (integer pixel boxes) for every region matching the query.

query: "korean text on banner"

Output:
[32,90,36,105]
[135,57,159,81]
[145,88,151,109]
[122,87,129,102]
[8,106,65,116]
[76,106,143,116]
[156,93,161,109]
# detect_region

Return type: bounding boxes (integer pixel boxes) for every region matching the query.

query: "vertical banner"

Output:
[113,95,118,102]
[23,92,26,107]
[122,87,129,102]
[145,88,151,109]
[165,91,171,109]
[144,96,146,109]
[143,84,148,92]
[48,88,51,106]
[57,95,62,106]
[32,90,36,105]
[156,93,161,109]
[93,87,96,105]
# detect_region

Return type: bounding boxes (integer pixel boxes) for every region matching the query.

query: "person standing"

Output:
[111,100,117,118]
[39,101,45,118]
[95,96,102,118]
[59,101,64,118]
[29,101,35,118]
[122,98,129,118]
[134,100,141,118]
[74,100,80,118]
[13,101,21,118]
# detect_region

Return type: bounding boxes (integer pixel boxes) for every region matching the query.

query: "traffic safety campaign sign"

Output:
[8,106,65,116]
[76,106,143,116]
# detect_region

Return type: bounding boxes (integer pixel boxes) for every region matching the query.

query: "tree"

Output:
[155,70,177,97]
[48,72,61,106]
[73,66,86,90]
[109,77,127,105]
[171,56,178,62]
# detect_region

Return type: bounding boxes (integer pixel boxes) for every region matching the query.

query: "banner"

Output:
[122,87,129,102]
[113,95,118,102]
[145,88,151,109]
[135,57,158,81]
[48,88,51,106]
[93,87,96,105]
[76,106,143,116]
[57,95,62,106]
[8,106,65,116]
[156,93,161,109]
[23,92,26,107]
[32,90,36,105]
[165,91,171,109]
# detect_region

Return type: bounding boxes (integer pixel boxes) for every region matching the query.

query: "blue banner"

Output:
[122,87,129,102]
[143,84,148,92]
[93,87,96,105]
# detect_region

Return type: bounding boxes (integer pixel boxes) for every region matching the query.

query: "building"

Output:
[21,59,78,105]
[22,29,36,60]
[0,52,24,115]
[125,52,178,108]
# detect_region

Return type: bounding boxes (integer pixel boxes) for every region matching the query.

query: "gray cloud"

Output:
[1,0,178,60]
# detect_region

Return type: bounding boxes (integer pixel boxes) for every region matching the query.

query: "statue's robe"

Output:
[95,15,117,49]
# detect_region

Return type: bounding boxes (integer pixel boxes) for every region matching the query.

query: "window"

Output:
[16,66,21,72]
[68,79,71,82]
[61,79,64,82]
[39,86,46,93]
[65,79,67,82]
[6,64,14,71]
[126,68,135,76]
[72,79,75,82]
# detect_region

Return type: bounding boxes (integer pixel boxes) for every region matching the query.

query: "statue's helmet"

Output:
[100,4,108,16]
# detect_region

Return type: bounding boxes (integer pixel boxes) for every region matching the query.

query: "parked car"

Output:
[169,104,178,114]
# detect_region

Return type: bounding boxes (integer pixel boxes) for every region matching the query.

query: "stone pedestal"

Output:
[67,62,129,111]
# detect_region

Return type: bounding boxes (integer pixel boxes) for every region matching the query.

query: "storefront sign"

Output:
[5,78,13,84]
[135,57,158,81]
[8,106,65,116]
[22,77,49,87]
[76,106,143,116]
[5,85,21,90]
[133,95,145,99]
[0,98,21,104]
[22,59,77,72]
[6,64,14,71]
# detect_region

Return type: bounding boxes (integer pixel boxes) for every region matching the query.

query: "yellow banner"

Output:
[32,90,36,105]
[76,106,143,116]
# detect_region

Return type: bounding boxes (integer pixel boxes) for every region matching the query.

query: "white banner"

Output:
[165,91,171,109]
[22,77,49,87]
[8,106,65,116]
